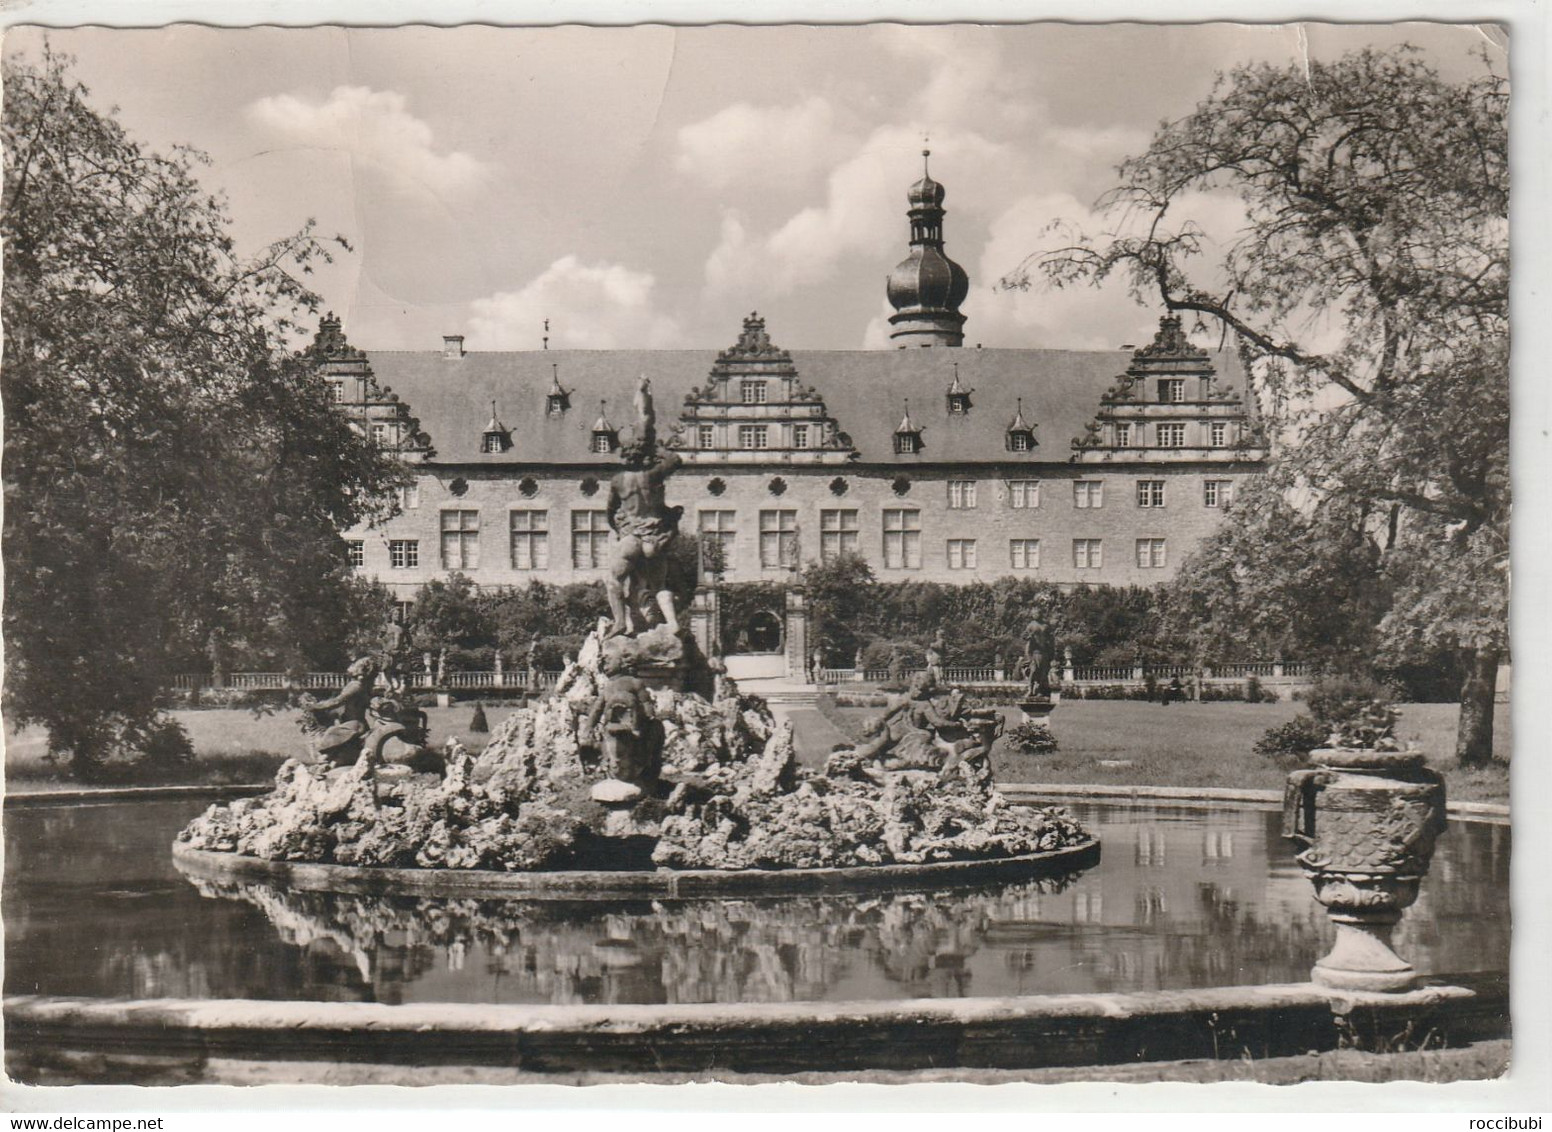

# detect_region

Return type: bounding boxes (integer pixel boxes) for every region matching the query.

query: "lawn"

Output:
[4,698,1511,804]
[3,702,523,792]
[816,699,1512,804]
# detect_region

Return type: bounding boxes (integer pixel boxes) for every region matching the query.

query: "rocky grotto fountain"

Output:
[176,377,1096,888]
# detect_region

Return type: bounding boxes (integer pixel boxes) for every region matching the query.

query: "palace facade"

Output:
[318,158,1266,627]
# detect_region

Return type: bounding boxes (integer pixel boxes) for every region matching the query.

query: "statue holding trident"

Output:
[605,376,685,638]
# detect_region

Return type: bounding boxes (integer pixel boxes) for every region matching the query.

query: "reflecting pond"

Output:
[3,798,1509,1006]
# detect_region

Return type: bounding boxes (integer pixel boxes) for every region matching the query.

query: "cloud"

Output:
[467,256,682,350]
[248,86,486,196]
[675,97,850,192]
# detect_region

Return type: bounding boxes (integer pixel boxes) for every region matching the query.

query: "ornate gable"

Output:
[673,313,858,464]
[1070,315,1265,464]
[308,313,435,459]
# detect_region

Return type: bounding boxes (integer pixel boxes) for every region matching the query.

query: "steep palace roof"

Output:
[361,344,1248,467]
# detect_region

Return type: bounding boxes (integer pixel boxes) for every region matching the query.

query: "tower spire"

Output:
[885,150,969,348]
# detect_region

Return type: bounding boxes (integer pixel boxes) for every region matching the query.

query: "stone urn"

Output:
[1017,694,1059,727]
[1282,747,1447,992]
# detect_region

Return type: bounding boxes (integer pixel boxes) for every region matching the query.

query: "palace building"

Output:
[318,156,1267,646]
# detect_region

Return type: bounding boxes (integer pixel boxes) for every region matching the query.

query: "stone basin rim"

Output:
[171,837,1101,898]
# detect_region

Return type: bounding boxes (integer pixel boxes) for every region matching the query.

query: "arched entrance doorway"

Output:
[743,610,783,654]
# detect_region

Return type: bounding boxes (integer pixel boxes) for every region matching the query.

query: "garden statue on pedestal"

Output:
[1021,607,1057,698]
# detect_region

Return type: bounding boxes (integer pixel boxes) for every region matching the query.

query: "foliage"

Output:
[468,702,489,734]
[1,51,404,779]
[1003,721,1059,756]
[1253,716,1331,760]
[1258,673,1403,758]
[1014,46,1508,764]
[1303,673,1400,729]
[406,574,494,676]
[802,553,876,664]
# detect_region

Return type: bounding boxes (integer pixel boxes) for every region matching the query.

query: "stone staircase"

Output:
[737,678,821,710]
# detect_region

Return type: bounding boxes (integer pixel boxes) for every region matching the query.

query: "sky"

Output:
[3,22,1506,354]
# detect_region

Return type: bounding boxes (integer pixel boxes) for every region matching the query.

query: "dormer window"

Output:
[893,402,924,455]
[481,402,512,454]
[945,366,973,414]
[591,402,619,454]
[1005,397,1036,453]
[546,365,571,416]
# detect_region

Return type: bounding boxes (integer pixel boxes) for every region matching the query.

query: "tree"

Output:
[2,51,404,777]
[406,575,492,683]
[1012,47,1508,763]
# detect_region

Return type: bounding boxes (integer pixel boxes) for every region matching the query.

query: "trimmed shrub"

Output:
[469,702,489,733]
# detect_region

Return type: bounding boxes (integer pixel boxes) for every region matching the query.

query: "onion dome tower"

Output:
[885,150,969,348]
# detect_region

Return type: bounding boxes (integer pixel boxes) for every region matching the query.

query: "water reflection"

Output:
[177,873,1087,1006]
[3,799,1510,1006]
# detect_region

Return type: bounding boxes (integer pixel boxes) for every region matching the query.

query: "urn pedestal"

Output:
[1283,748,1447,992]
[1017,694,1058,725]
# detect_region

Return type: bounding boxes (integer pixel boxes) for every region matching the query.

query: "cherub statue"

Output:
[604,376,685,638]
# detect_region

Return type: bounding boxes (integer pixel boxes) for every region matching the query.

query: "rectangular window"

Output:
[389,539,419,569]
[1074,480,1104,509]
[759,509,798,568]
[1114,422,1132,448]
[1136,480,1166,508]
[1157,423,1187,448]
[1136,538,1168,568]
[1010,538,1040,569]
[1160,378,1186,403]
[1210,421,1228,447]
[440,510,480,570]
[371,423,389,447]
[698,510,737,571]
[570,510,609,569]
[740,380,768,404]
[394,600,414,625]
[1008,480,1040,509]
[1073,539,1103,569]
[509,510,549,570]
[1204,479,1234,508]
[698,424,715,450]
[330,381,347,403]
[738,424,769,450]
[347,539,365,568]
[396,483,420,510]
[882,509,922,569]
[819,508,859,562]
[1008,431,1031,452]
[947,480,977,509]
[592,434,614,454]
[896,433,919,455]
[946,539,978,570]
[482,433,504,453]
[792,424,810,449]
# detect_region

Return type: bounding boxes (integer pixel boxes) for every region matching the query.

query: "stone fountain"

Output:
[177,377,1095,886]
